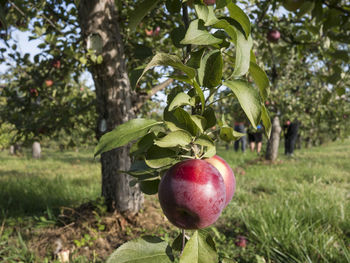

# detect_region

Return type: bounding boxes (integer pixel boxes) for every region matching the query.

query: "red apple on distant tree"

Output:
[267,30,281,42]
[45,79,53,87]
[52,59,61,69]
[283,0,303,12]
[203,0,216,5]
[158,159,226,229]
[265,101,270,105]
[30,88,38,96]
[204,155,236,208]
[145,28,153,36]
[153,26,161,37]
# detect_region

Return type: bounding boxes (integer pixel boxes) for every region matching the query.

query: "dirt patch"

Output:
[27,197,173,262]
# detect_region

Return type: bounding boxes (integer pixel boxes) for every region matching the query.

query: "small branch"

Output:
[133,78,173,112]
[180,229,186,256]
[182,4,191,61]
[324,1,350,15]
[8,0,26,17]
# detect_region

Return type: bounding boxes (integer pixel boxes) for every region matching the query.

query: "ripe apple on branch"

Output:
[95,0,271,261]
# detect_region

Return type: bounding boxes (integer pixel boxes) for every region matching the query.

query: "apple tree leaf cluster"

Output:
[95,1,272,162]
[95,1,270,262]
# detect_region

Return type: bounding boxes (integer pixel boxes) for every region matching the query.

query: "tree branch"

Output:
[324,1,350,15]
[133,78,173,112]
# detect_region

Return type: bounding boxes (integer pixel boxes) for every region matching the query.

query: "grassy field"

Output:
[0,140,349,262]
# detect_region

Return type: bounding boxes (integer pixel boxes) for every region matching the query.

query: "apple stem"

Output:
[180,229,186,256]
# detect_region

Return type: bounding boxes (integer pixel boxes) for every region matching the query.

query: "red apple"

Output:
[203,0,216,5]
[265,101,270,105]
[30,88,38,96]
[145,28,153,36]
[52,59,61,69]
[153,26,160,37]
[158,159,226,229]
[283,0,303,12]
[267,30,281,42]
[45,79,53,87]
[235,235,247,248]
[204,155,236,208]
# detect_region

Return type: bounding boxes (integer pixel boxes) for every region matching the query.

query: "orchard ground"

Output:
[0,140,349,262]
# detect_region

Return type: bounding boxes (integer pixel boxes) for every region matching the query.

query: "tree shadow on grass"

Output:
[0,172,100,219]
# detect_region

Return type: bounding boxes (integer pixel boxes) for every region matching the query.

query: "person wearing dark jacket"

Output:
[285,119,300,156]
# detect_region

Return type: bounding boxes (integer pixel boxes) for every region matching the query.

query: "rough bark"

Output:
[265,116,281,161]
[78,0,143,214]
[9,145,15,155]
[32,141,41,159]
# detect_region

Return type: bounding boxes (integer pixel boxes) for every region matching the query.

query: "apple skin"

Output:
[45,79,53,87]
[204,155,236,208]
[283,0,303,12]
[52,59,61,69]
[145,28,153,36]
[203,0,216,5]
[235,235,247,248]
[203,0,215,5]
[267,30,281,42]
[158,159,226,229]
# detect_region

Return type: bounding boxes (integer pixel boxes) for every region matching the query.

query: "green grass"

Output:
[215,140,350,262]
[0,147,100,218]
[0,141,349,262]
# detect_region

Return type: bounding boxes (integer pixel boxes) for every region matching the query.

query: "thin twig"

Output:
[180,229,186,256]
[182,4,191,62]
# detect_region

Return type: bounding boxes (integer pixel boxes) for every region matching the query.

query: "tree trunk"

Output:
[265,116,281,161]
[78,0,143,214]
[32,141,41,159]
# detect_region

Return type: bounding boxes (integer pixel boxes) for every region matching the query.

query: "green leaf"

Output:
[145,146,178,169]
[224,80,261,129]
[221,258,237,263]
[180,19,223,46]
[179,230,218,263]
[106,235,173,263]
[194,135,216,158]
[193,81,206,114]
[194,5,219,26]
[249,61,270,101]
[227,3,251,38]
[203,107,217,130]
[190,115,207,133]
[232,30,252,77]
[260,104,271,138]
[213,19,252,77]
[127,160,156,179]
[169,92,196,111]
[132,44,153,60]
[187,49,205,69]
[297,1,315,17]
[140,179,160,195]
[130,66,145,89]
[198,50,223,88]
[130,132,157,156]
[336,87,345,96]
[219,126,245,142]
[136,53,196,87]
[154,130,193,148]
[168,75,193,85]
[164,108,202,136]
[166,0,182,14]
[170,26,186,48]
[128,0,161,31]
[216,0,228,9]
[172,232,189,252]
[94,119,161,157]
